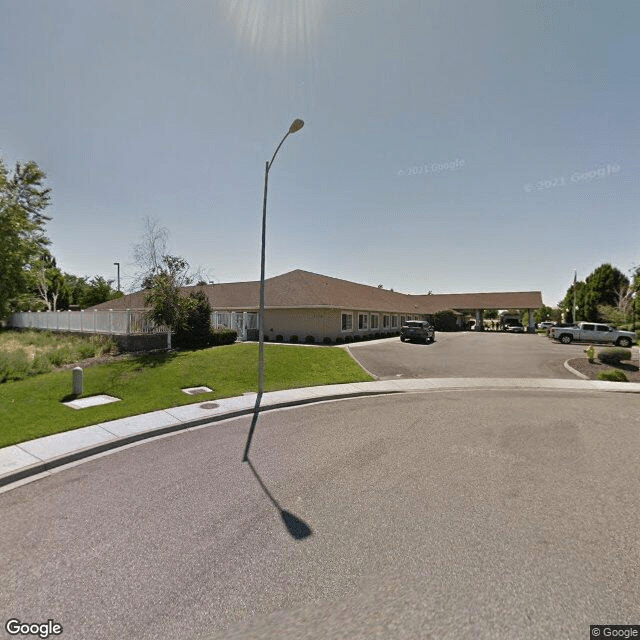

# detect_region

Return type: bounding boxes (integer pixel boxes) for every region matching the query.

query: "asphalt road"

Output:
[1,389,638,639]
[347,331,587,379]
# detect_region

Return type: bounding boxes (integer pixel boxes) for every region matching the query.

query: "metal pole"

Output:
[243,119,304,462]
[258,160,269,395]
[573,270,577,323]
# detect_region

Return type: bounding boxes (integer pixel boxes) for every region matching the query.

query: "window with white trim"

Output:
[358,313,368,330]
[341,313,353,331]
[400,316,406,326]
[382,315,390,329]
[370,314,379,329]
[391,315,398,328]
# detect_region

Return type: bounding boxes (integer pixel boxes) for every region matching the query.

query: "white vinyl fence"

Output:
[212,312,258,341]
[7,310,168,335]
[8,309,258,340]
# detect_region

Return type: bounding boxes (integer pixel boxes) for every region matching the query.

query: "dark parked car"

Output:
[400,320,435,344]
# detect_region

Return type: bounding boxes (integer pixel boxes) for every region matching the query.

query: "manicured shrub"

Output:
[275,335,284,342]
[334,336,343,345]
[433,310,458,332]
[374,332,381,339]
[290,335,299,343]
[174,291,213,348]
[597,369,628,382]
[322,337,332,345]
[585,345,595,363]
[353,335,361,342]
[209,329,237,346]
[344,335,353,343]
[598,348,632,365]
[305,335,315,344]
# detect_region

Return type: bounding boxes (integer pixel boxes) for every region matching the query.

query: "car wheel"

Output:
[616,337,632,348]
[560,334,573,344]
[400,336,405,342]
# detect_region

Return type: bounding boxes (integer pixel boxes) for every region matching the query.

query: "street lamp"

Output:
[257,119,304,395]
[113,262,120,292]
[243,118,304,462]
[632,291,637,332]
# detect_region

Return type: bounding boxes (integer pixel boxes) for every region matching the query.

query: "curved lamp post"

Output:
[632,291,637,332]
[258,119,304,393]
[243,119,304,462]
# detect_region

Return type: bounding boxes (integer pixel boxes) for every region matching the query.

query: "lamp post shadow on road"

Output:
[245,456,313,540]
[242,118,304,463]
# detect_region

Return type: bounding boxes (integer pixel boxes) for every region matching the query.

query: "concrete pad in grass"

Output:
[63,395,120,410]
[181,386,213,395]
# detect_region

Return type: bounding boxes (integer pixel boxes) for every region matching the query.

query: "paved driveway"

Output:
[347,331,587,379]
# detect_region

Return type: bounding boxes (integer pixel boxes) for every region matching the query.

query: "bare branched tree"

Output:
[130,218,170,290]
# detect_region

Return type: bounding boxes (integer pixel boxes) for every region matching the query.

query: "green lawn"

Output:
[0,343,373,448]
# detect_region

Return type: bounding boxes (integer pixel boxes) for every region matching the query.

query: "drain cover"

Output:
[199,402,220,410]
[182,386,213,395]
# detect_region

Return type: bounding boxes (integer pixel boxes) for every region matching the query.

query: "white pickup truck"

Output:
[549,322,636,347]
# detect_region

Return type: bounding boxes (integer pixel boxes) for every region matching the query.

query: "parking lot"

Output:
[347,331,588,379]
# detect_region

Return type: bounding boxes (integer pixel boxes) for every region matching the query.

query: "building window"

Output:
[400,316,406,326]
[371,314,379,329]
[391,315,398,328]
[341,313,353,331]
[382,315,390,329]
[358,313,368,330]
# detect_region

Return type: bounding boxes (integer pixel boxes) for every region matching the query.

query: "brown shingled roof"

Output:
[87,269,542,313]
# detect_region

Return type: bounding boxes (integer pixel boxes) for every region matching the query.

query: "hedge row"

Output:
[264,331,402,345]
[174,328,237,349]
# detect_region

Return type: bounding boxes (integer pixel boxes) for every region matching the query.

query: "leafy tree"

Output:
[534,304,561,324]
[484,309,498,319]
[144,255,193,348]
[23,250,69,311]
[0,159,52,318]
[597,304,629,327]
[582,263,629,321]
[559,264,630,322]
[79,276,123,308]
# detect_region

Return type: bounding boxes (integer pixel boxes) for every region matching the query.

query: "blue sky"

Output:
[1,0,638,307]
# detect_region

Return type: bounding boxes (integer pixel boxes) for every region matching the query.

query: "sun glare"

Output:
[219,0,329,62]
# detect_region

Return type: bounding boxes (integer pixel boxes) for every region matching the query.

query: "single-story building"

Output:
[89,269,543,341]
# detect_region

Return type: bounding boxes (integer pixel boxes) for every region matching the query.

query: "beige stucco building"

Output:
[90,269,543,341]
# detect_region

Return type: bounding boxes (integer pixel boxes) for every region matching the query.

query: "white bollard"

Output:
[72,367,83,396]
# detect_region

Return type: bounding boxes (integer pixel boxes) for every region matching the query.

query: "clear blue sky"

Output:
[2,0,638,307]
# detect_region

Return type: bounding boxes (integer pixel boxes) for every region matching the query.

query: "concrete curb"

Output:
[0,390,399,489]
[344,345,380,380]
[3,377,640,490]
[564,359,589,380]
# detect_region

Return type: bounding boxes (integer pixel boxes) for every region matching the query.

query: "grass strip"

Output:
[0,343,373,448]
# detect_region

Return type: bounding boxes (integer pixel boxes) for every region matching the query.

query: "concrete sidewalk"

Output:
[2,376,640,489]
